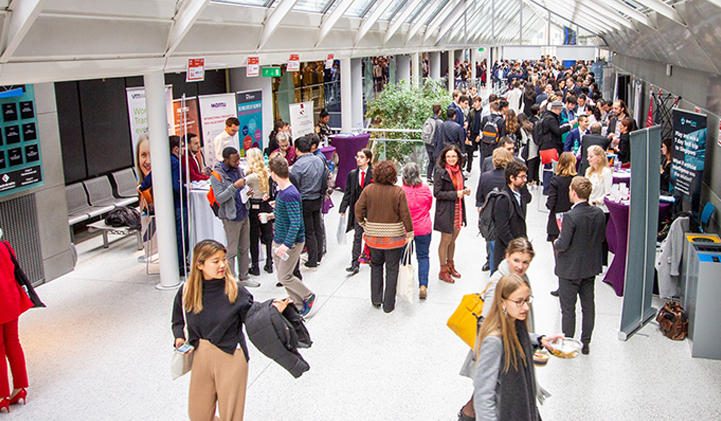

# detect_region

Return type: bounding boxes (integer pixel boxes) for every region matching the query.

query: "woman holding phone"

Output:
[434,145,470,283]
[172,240,288,421]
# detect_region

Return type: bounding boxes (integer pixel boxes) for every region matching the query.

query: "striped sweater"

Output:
[273,185,305,247]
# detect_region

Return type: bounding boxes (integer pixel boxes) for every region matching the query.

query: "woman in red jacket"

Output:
[0,242,33,412]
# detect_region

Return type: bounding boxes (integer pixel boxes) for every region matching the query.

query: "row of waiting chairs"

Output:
[66,168,139,231]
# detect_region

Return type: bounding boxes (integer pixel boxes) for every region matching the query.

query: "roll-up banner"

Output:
[671,109,707,211]
[236,90,263,152]
[126,85,174,182]
[198,93,238,163]
[172,98,199,138]
[289,101,314,138]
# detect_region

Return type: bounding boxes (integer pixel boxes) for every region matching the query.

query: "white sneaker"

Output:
[241,279,261,288]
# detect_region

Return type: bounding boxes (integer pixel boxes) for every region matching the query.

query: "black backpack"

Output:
[532,117,544,146]
[478,188,510,241]
[481,115,503,145]
[105,206,141,231]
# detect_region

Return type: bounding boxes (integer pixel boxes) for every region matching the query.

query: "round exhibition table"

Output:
[603,197,673,296]
[320,145,336,162]
[612,169,631,187]
[330,133,370,191]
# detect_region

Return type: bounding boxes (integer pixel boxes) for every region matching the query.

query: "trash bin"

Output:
[685,242,721,359]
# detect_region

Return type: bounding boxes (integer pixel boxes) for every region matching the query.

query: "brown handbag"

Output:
[656,301,688,340]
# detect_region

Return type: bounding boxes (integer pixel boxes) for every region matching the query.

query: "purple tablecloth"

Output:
[603,198,673,296]
[320,145,336,161]
[331,133,370,190]
[612,170,631,186]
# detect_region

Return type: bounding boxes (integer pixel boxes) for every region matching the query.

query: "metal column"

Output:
[397,55,411,85]
[351,58,364,131]
[341,57,353,133]
[412,52,420,88]
[143,71,181,290]
[431,51,441,80]
[447,49,454,92]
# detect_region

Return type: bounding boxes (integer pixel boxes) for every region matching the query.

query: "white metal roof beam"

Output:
[422,0,463,43]
[466,2,520,42]
[618,0,683,25]
[316,0,356,46]
[354,0,397,45]
[258,0,301,50]
[404,0,444,44]
[552,0,635,31]
[530,0,614,36]
[590,0,653,27]
[0,0,47,64]
[445,0,486,42]
[165,0,211,59]
[433,0,474,44]
[543,0,623,31]
[383,0,425,44]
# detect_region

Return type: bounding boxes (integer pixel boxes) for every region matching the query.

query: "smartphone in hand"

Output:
[175,343,194,354]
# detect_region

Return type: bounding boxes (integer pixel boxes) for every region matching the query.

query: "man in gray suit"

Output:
[554,176,607,355]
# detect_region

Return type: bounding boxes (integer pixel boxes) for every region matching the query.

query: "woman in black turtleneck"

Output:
[172,240,288,421]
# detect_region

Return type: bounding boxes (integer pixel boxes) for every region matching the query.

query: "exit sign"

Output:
[478,48,485,52]
[262,67,281,77]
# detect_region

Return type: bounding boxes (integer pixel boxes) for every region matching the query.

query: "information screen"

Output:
[0,85,43,197]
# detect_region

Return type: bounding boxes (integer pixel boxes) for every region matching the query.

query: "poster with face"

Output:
[126,85,174,184]
[236,90,263,153]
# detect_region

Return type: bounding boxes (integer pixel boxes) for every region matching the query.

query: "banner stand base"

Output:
[618,307,657,341]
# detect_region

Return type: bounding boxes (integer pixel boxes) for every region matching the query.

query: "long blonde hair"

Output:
[585,145,609,177]
[246,148,269,193]
[556,152,577,177]
[475,274,529,372]
[183,240,238,313]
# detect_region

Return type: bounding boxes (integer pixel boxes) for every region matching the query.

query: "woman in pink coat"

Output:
[401,163,433,299]
[0,241,32,412]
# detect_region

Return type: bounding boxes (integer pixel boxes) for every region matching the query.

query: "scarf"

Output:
[445,163,463,192]
[498,320,539,421]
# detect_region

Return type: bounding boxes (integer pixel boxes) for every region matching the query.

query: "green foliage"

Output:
[365,79,452,171]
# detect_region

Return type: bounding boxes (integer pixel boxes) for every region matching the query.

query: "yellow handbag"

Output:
[447,282,492,349]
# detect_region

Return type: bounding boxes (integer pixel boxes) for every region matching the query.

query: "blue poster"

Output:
[671,109,706,204]
[0,84,43,197]
[236,90,263,153]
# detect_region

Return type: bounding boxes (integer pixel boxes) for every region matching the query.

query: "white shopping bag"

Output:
[396,243,415,304]
[336,214,347,245]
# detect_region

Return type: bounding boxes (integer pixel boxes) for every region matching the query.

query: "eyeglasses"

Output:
[507,296,534,307]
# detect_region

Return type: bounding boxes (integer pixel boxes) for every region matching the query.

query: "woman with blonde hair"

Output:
[472,273,560,421]
[245,148,275,275]
[172,240,288,421]
[545,152,577,296]
[586,144,612,265]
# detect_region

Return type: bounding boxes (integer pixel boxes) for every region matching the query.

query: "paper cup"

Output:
[259,213,268,223]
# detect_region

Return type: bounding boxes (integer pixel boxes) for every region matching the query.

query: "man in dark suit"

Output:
[339,148,373,275]
[554,176,607,355]
[441,107,465,152]
[492,160,530,271]
[480,137,523,173]
[578,123,610,176]
[477,148,514,272]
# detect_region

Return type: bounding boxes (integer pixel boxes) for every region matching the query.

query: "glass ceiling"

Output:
[209,0,651,43]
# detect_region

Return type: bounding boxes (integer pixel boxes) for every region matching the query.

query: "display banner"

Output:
[198,93,237,163]
[646,85,654,128]
[0,85,44,197]
[126,85,174,181]
[236,90,263,152]
[172,97,199,137]
[288,101,314,138]
[671,109,707,201]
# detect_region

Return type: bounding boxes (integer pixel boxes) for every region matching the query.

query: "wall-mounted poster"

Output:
[671,108,707,210]
[236,90,263,152]
[0,85,43,197]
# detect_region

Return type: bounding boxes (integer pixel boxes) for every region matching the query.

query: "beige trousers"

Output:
[273,241,313,311]
[188,339,249,421]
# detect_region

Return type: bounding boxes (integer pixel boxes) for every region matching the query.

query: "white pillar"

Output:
[447,49,454,92]
[412,52,420,88]
[144,71,181,290]
[471,48,478,80]
[351,58,364,130]
[431,51,441,80]
[397,55,411,85]
[341,57,352,133]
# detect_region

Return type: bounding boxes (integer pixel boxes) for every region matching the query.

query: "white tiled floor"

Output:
[6,170,721,420]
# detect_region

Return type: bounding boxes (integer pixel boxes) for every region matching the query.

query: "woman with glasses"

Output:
[471,274,560,421]
[457,238,554,421]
